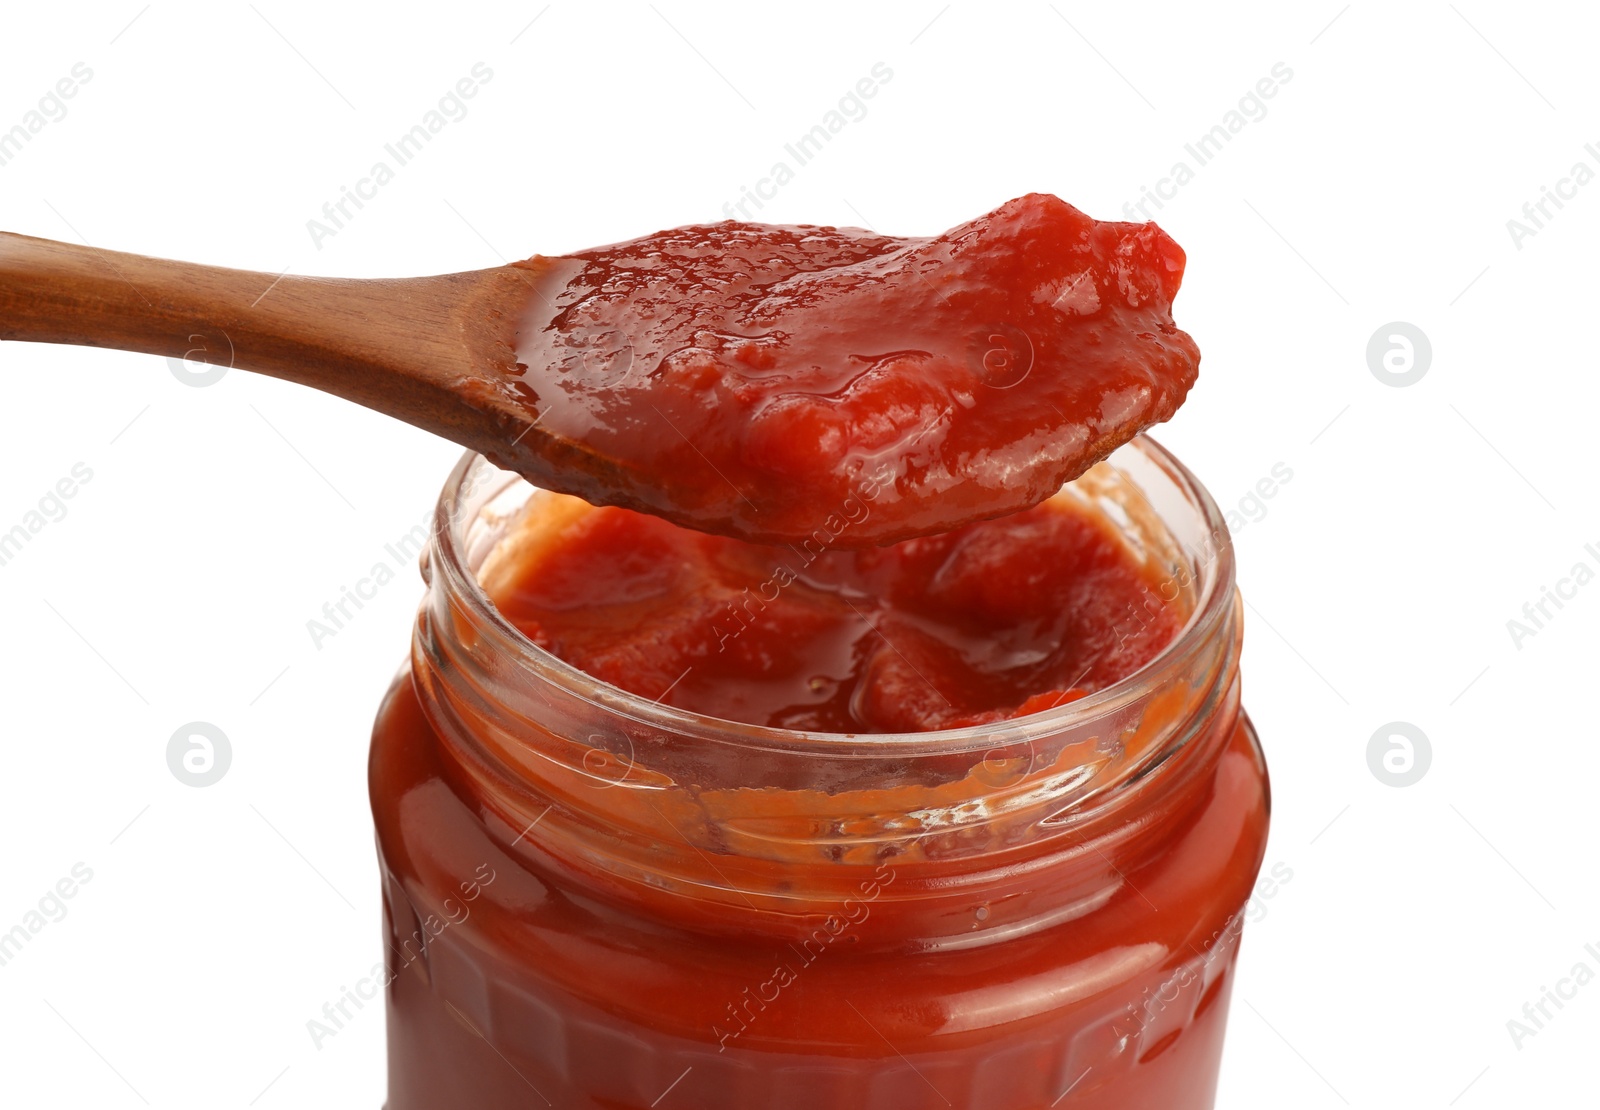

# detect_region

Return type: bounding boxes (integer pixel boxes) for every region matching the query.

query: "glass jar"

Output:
[368,436,1269,1109]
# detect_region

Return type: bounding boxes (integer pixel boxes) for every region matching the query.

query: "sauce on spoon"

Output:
[506,192,1198,545]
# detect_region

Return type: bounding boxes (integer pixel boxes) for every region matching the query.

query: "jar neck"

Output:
[410,440,1241,948]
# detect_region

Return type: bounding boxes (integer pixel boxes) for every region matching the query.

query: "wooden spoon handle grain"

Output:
[0,230,551,461]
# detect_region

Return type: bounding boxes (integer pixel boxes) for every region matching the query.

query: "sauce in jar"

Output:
[485,493,1181,733]
[369,438,1268,1109]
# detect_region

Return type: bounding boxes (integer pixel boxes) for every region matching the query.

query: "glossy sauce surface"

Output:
[486,493,1180,733]
[510,194,1199,545]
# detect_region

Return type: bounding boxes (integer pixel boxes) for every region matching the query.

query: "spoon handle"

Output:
[0,230,537,453]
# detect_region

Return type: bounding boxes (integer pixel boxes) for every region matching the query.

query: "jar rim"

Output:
[427,434,1236,755]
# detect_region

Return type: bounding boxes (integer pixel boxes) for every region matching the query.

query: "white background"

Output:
[1,2,1595,1107]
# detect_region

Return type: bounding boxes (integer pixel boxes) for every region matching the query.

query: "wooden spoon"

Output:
[0,198,1200,548]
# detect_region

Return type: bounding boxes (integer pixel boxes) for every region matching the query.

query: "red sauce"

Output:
[489,496,1179,733]
[511,194,1199,546]
[366,199,1266,1109]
